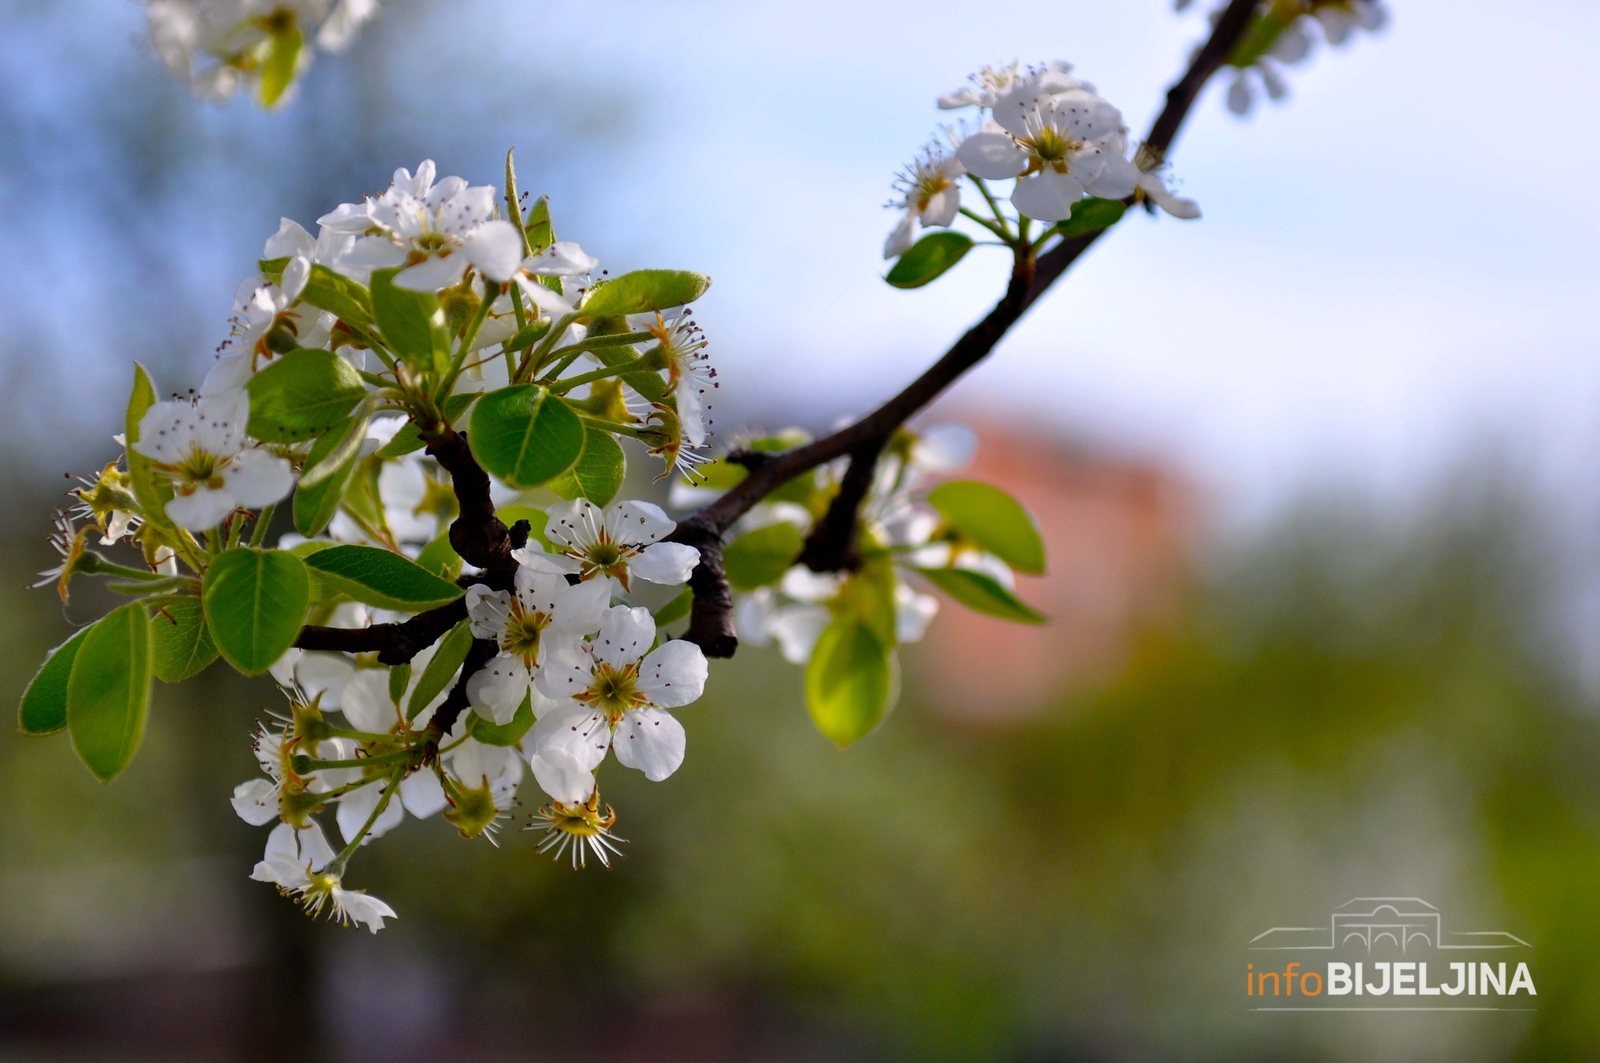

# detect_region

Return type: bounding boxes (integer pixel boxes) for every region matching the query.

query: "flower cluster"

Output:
[145,0,380,108]
[1177,0,1388,116]
[882,60,1198,277]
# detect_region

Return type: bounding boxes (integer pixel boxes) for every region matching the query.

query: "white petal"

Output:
[591,606,655,670]
[134,399,200,464]
[544,497,603,550]
[316,201,373,233]
[394,253,468,293]
[533,634,594,701]
[450,739,520,789]
[466,584,512,640]
[528,749,595,805]
[231,778,279,825]
[920,186,960,228]
[550,574,610,634]
[201,353,254,398]
[463,220,522,283]
[1011,169,1086,223]
[912,423,976,471]
[636,639,708,708]
[1079,150,1141,200]
[223,449,295,507]
[399,770,447,818]
[530,701,611,771]
[270,648,303,686]
[895,585,940,643]
[523,240,600,276]
[606,499,676,546]
[336,888,396,933]
[628,542,700,586]
[339,669,396,733]
[339,234,407,268]
[768,603,832,664]
[294,652,356,709]
[883,213,917,260]
[955,132,1028,180]
[297,823,337,870]
[1137,173,1200,219]
[251,856,311,889]
[466,654,529,725]
[514,275,576,315]
[337,780,405,844]
[612,707,686,781]
[167,488,238,532]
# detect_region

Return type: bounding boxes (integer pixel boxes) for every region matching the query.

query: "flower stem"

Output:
[323,767,403,876]
[248,504,276,548]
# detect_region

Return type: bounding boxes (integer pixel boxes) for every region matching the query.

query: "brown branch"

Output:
[422,636,498,741]
[669,0,1260,653]
[296,598,467,665]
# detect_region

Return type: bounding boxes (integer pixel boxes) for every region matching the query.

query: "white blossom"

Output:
[132,390,293,531]
[937,61,1092,112]
[529,606,708,799]
[525,498,700,594]
[318,160,522,292]
[884,143,965,259]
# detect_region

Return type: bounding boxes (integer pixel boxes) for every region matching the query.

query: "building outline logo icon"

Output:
[1249,897,1531,955]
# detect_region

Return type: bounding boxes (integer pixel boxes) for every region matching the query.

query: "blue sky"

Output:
[3,0,1597,523]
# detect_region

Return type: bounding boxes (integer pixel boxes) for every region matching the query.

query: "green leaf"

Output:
[66,603,153,781]
[415,532,463,582]
[300,264,373,328]
[1054,197,1126,240]
[125,364,175,539]
[722,522,805,591]
[19,626,93,735]
[805,618,895,748]
[926,480,1046,575]
[525,195,554,252]
[548,426,626,507]
[408,620,473,720]
[293,416,362,536]
[577,269,712,319]
[373,393,478,459]
[471,385,585,488]
[884,231,974,289]
[389,663,412,705]
[303,544,464,612]
[297,400,372,489]
[653,588,693,627]
[150,599,219,682]
[468,692,535,746]
[258,25,302,109]
[915,567,1046,624]
[247,348,367,443]
[371,267,449,374]
[202,548,312,676]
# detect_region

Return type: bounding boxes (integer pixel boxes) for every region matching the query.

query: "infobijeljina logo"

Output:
[1246,897,1535,1012]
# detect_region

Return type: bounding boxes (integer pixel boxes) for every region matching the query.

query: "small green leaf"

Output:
[577,269,711,319]
[471,385,585,488]
[66,603,153,781]
[468,692,535,746]
[150,599,219,682]
[885,231,973,289]
[258,24,302,109]
[300,264,373,328]
[915,567,1046,624]
[373,394,477,459]
[303,545,464,612]
[805,618,895,748]
[415,532,463,582]
[408,620,473,720]
[548,426,626,507]
[247,348,367,443]
[652,588,693,627]
[371,267,449,374]
[525,195,554,252]
[1054,197,1126,240]
[293,416,361,536]
[19,626,93,735]
[722,522,805,591]
[203,548,312,676]
[389,663,412,705]
[926,480,1046,575]
[297,400,372,489]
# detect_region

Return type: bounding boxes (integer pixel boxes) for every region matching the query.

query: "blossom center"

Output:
[580,661,645,722]
[175,447,227,493]
[501,602,550,666]
[1020,126,1080,166]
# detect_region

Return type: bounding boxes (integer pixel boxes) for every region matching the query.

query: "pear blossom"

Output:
[529,606,708,800]
[957,87,1138,223]
[252,848,396,933]
[132,390,293,531]
[318,160,522,292]
[144,0,381,106]
[462,562,610,724]
[937,61,1093,112]
[640,309,717,447]
[511,240,600,316]
[526,499,700,594]
[884,143,965,259]
[440,738,524,842]
[529,790,625,869]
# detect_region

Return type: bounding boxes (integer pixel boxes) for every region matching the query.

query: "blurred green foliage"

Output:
[4,476,1600,1061]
